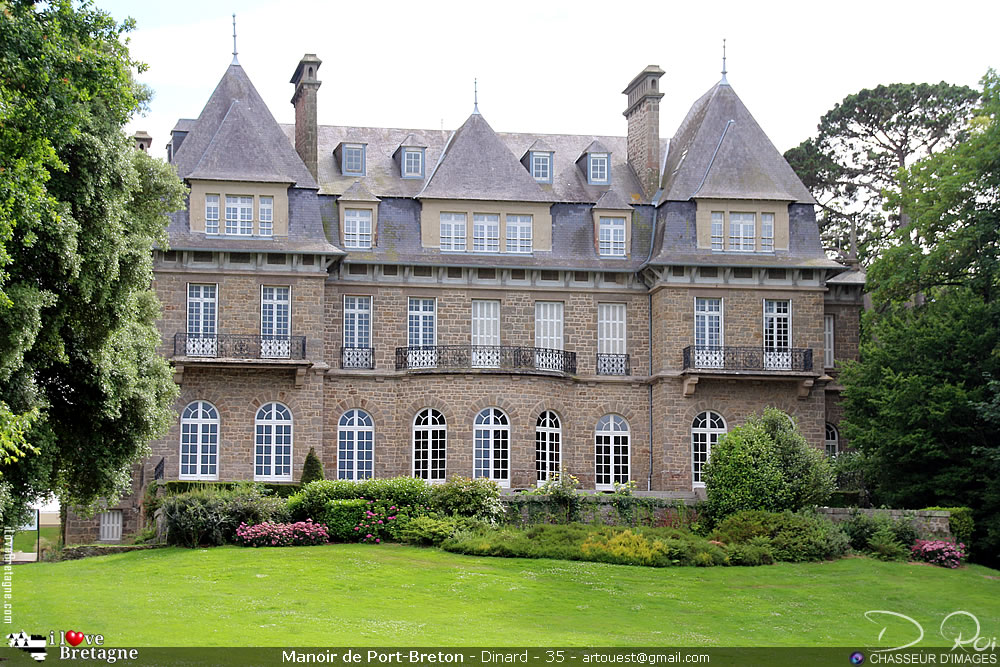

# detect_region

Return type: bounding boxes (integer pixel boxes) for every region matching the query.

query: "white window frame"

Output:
[338,409,374,480]
[589,153,610,184]
[344,144,365,175]
[403,149,423,178]
[694,297,724,368]
[471,299,500,368]
[407,297,437,368]
[761,213,774,251]
[413,408,447,483]
[205,194,220,234]
[729,212,756,251]
[595,414,630,491]
[473,213,500,253]
[825,423,840,457]
[598,217,626,257]
[440,213,467,252]
[505,214,533,253]
[179,400,219,481]
[531,153,551,182]
[535,301,564,371]
[597,303,627,355]
[259,196,273,237]
[824,314,835,369]
[343,295,372,350]
[474,408,510,488]
[261,286,291,359]
[763,299,791,370]
[186,284,217,356]
[225,195,253,235]
[535,411,561,485]
[344,208,373,249]
[98,511,123,542]
[692,411,726,488]
[254,402,293,482]
[710,211,724,251]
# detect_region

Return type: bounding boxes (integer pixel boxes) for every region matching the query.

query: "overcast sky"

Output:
[99,0,997,161]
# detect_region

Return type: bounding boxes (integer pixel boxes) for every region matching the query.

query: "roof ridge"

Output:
[692,119,734,198]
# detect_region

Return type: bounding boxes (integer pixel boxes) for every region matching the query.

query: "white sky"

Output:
[102,0,998,161]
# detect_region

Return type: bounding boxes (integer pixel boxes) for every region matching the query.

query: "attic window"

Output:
[588,153,610,185]
[531,152,553,183]
[598,217,626,257]
[402,148,424,179]
[343,144,365,176]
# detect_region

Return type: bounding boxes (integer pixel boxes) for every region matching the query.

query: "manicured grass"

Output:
[15,545,1000,646]
[13,525,59,553]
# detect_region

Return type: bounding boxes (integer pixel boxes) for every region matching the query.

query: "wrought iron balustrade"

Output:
[341,346,375,369]
[596,353,631,376]
[682,346,813,372]
[153,457,165,481]
[395,345,576,374]
[174,333,307,360]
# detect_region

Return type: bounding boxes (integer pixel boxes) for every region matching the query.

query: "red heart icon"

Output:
[65,631,84,647]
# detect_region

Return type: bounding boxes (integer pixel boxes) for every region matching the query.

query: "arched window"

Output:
[595,414,630,490]
[255,403,293,481]
[535,411,561,484]
[825,423,840,457]
[338,410,374,480]
[180,401,219,480]
[474,408,510,487]
[692,411,726,488]
[413,409,446,482]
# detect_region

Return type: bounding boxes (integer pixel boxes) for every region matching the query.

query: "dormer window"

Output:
[343,144,366,176]
[205,195,220,234]
[402,148,424,179]
[589,153,610,185]
[531,152,553,183]
[344,209,373,249]
[598,216,626,256]
[225,195,254,236]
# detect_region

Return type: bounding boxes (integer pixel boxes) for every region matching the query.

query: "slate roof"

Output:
[172,64,317,189]
[658,81,814,205]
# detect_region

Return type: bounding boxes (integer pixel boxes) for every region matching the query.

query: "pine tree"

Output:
[300,448,325,485]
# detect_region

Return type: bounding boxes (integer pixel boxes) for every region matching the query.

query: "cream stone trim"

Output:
[419,199,552,252]
[189,180,289,237]
[338,199,379,248]
[694,198,789,251]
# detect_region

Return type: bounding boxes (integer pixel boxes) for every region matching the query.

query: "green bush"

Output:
[218,486,289,542]
[162,480,300,498]
[868,525,908,561]
[430,476,503,521]
[400,515,460,546]
[923,507,974,546]
[704,409,835,522]
[287,478,432,523]
[300,447,325,485]
[162,485,289,547]
[728,536,775,566]
[322,499,368,542]
[843,510,918,552]
[712,510,849,562]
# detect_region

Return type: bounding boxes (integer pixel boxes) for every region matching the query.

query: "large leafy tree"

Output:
[840,71,1000,566]
[785,82,980,261]
[0,0,185,524]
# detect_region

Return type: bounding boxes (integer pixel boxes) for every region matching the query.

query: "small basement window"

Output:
[267,254,287,265]
[229,252,252,264]
[412,266,433,277]
[382,265,398,276]
[348,264,368,275]
[477,268,496,280]
[733,267,753,279]
[447,267,464,279]
[767,268,787,280]
[192,251,214,263]
[539,270,560,282]
[699,267,718,278]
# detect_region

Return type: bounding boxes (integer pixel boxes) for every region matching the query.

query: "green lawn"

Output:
[14,545,1000,646]
[12,525,59,553]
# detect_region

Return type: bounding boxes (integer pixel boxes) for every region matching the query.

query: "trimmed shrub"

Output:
[300,447,325,485]
[430,476,503,522]
[287,477,432,522]
[400,515,460,546]
[218,486,289,543]
[911,539,967,568]
[235,520,329,547]
[162,480,300,498]
[322,499,368,542]
[712,510,849,562]
[161,490,226,547]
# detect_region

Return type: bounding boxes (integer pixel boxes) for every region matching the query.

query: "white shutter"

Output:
[99,511,122,542]
[471,300,500,367]
[824,314,835,368]
[535,302,564,350]
[598,303,626,354]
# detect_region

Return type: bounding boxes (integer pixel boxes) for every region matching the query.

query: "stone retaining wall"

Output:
[818,507,952,540]
[58,544,164,561]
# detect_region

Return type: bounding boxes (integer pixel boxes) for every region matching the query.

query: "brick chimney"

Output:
[623,65,664,200]
[290,54,322,180]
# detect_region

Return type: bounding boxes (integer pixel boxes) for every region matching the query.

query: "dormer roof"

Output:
[659,81,813,204]
[172,64,317,189]
[340,180,380,202]
[419,113,550,202]
[524,138,554,156]
[594,189,634,211]
[578,140,611,160]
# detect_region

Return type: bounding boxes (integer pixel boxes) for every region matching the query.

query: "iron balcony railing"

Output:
[153,457,165,481]
[174,333,307,360]
[395,345,576,374]
[682,346,813,372]
[341,346,375,370]
[596,353,631,376]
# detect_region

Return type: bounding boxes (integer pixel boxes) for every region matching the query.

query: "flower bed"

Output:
[911,539,966,569]
[236,520,329,547]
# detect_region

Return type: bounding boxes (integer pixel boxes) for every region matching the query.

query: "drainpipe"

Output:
[637,204,659,493]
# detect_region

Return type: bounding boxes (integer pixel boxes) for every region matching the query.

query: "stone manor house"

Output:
[67,52,864,543]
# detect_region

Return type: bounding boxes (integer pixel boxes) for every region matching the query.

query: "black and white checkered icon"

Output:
[6,632,46,661]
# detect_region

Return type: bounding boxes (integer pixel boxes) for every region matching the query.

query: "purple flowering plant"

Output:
[236,519,330,547]
[910,539,966,568]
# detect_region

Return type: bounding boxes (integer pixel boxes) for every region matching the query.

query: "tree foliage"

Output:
[785,82,979,261]
[0,0,186,524]
[300,447,325,486]
[840,71,1000,566]
[704,408,834,521]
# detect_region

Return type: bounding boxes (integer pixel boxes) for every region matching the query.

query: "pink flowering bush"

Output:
[236,520,329,547]
[353,500,432,544]
[910,539,966,568]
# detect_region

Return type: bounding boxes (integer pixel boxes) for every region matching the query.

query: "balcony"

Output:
[682,346,813,373]
[341,346,375,370]
[596,353,631,376]
[395,345,576,374]
[173,333,307,360]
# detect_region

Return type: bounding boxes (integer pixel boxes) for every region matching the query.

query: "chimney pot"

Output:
[623,65,664,200]
[291,54,322,180]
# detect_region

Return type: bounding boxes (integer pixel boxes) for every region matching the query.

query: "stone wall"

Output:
[818,507,953,540]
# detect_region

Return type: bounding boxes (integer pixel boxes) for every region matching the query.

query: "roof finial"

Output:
[473,78,479,115]
[231,14,239,65]
[720,38,728,85]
